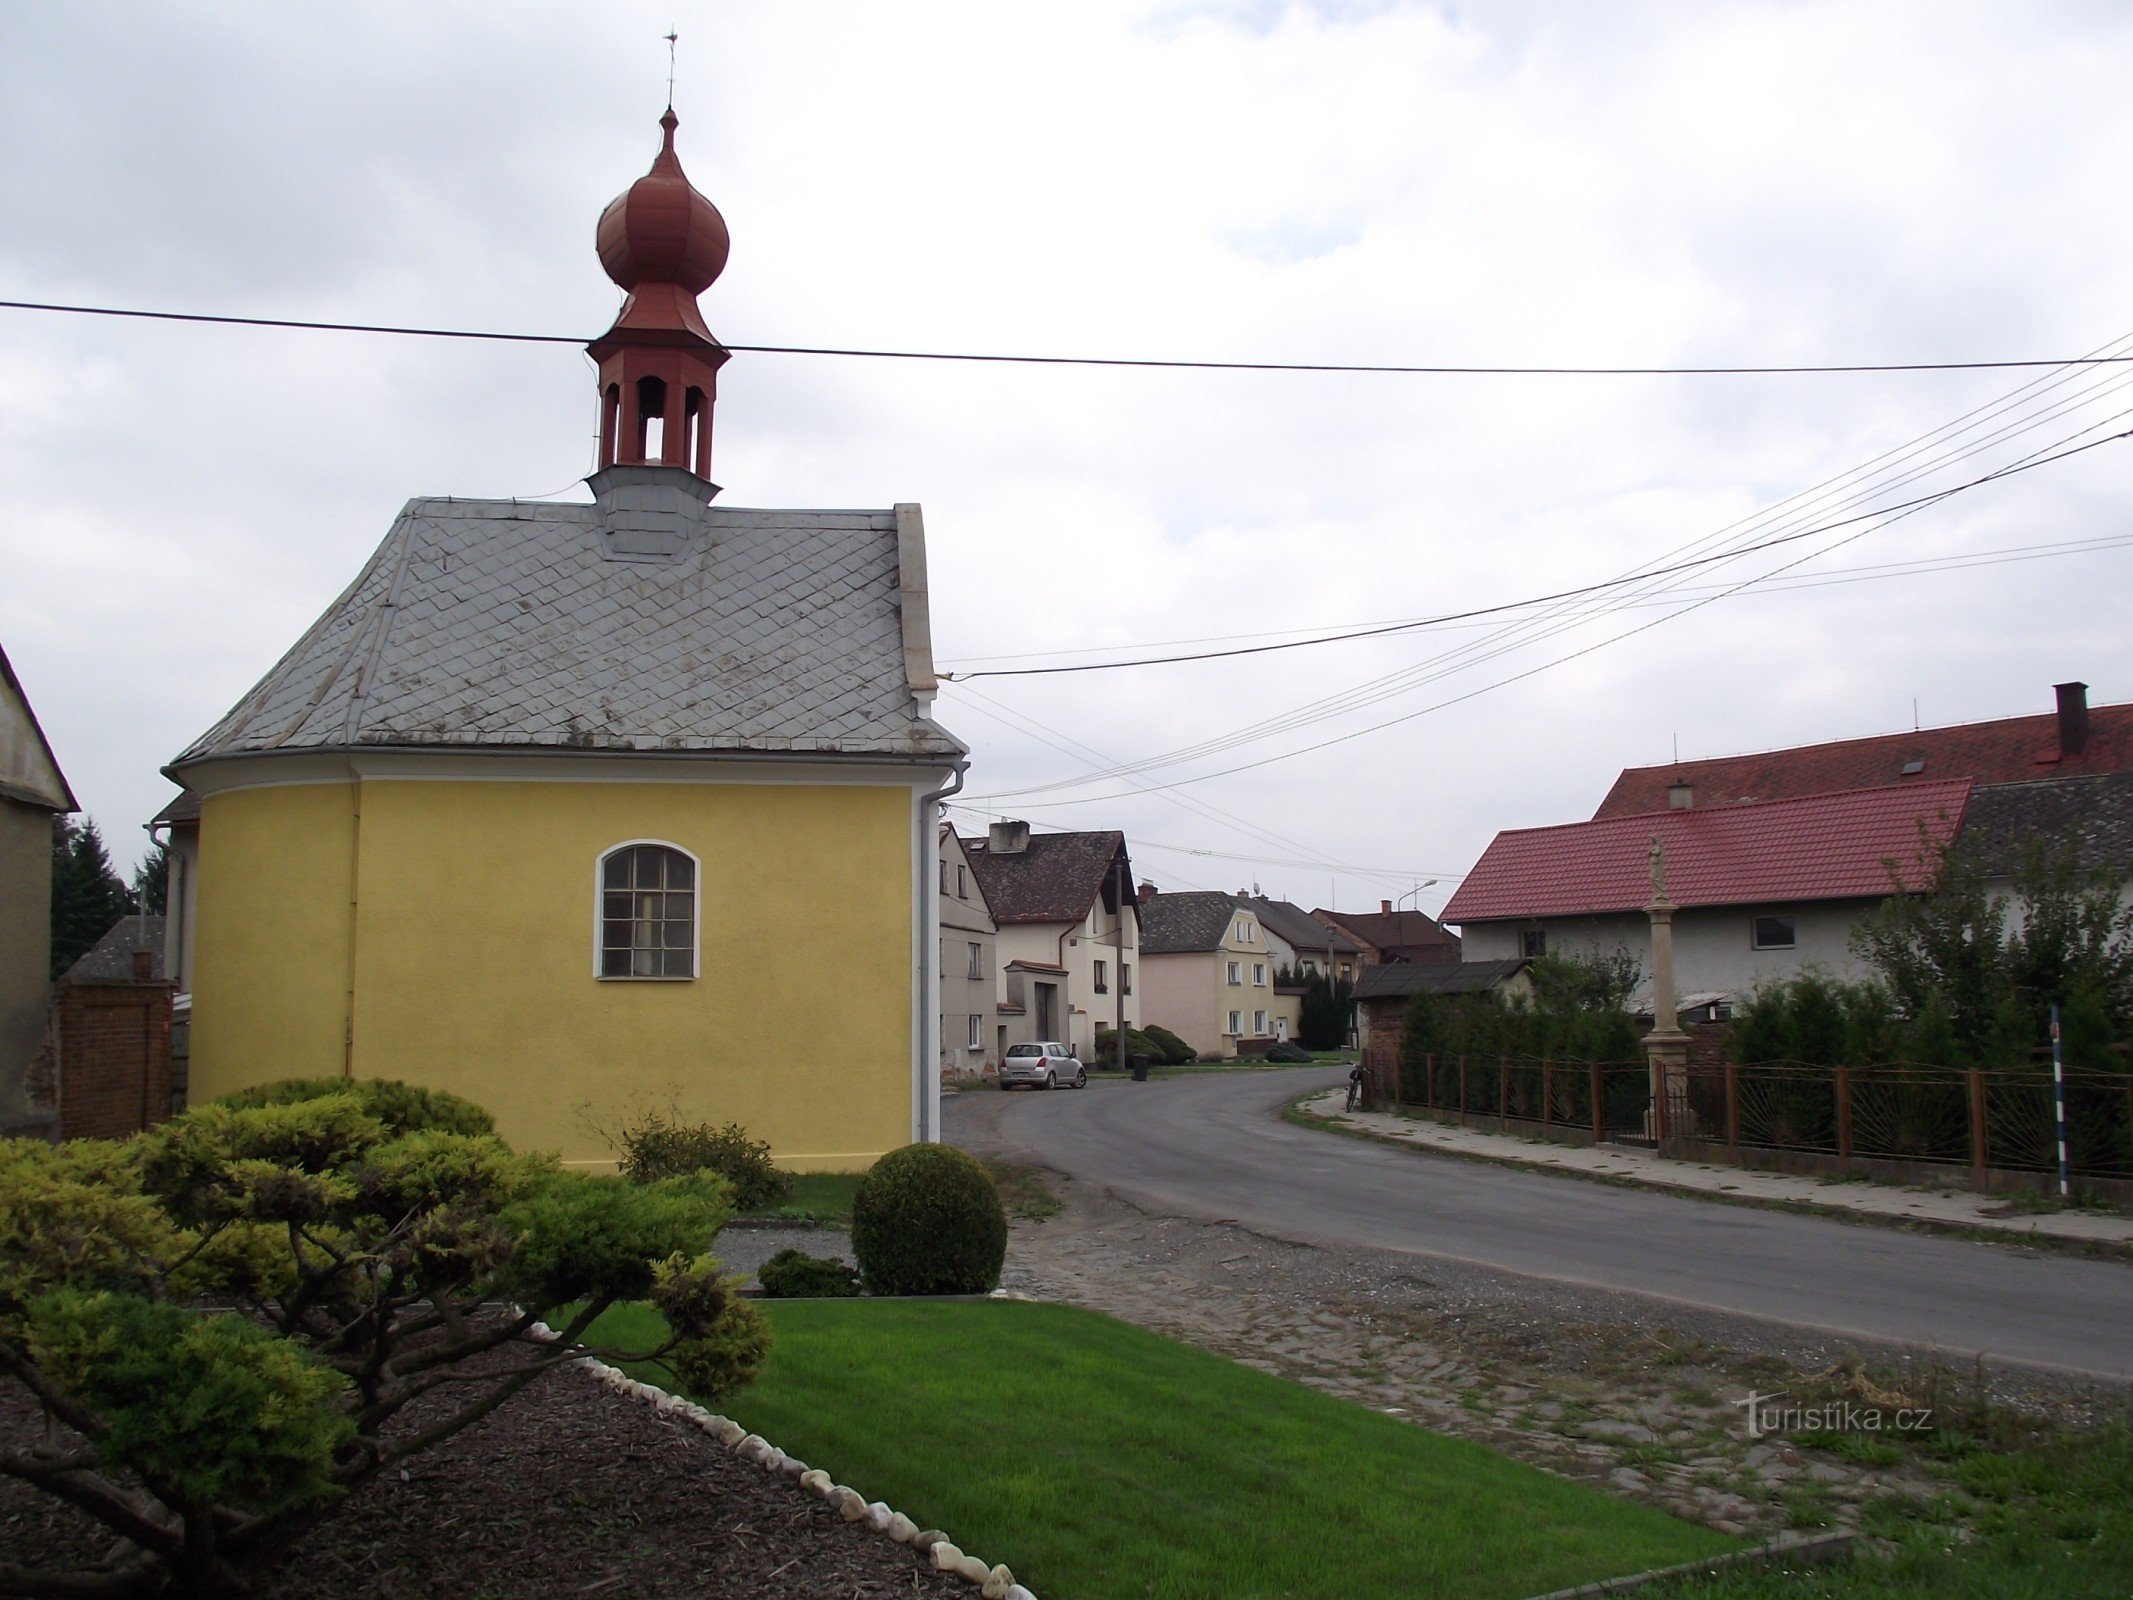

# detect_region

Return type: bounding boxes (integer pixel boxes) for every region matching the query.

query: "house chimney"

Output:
[1380,899,1392,915]
[131,949,154,981]
[1137,880,1158,904]
[2055,681,2090,757]
[1668,779,1694,810]
[987,820,1031,855]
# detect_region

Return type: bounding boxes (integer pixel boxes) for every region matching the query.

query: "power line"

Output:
[945,428,2131,681]
[9,296,2133,378]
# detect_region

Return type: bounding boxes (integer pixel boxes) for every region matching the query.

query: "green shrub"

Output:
[213,1075,495,1136]
[757,1247,862,1298]
[1141,1024,1198,1065]
[1091,1026,1167,1067]
[0,1092,755,1597]
[617,1113,793,1211]
[850,1144,1007,1296]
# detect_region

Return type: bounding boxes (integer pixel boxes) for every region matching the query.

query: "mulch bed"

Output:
[2,1359,973,1599]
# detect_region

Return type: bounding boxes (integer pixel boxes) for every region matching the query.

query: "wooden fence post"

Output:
[1590,1060,1604,1145]
[1967,1067,1987,1188]
[1542,1058,1553,1137]
[1724,1061,1739,1161]
[1834,1064,1853,1172]
[1499,1057,1509,1133]
[1425,1052,1436,1114]
[1459,1054,1468,1121]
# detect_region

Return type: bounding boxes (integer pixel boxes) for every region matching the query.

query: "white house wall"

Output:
[1458,899,1883,997]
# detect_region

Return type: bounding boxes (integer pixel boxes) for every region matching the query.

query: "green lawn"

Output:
[735,1171,863,1222]
[587,1298,1731,1600]
[1657,1425,2133,1600]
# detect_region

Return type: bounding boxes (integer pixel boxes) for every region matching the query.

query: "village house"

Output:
[0,644,76,1136]
[1311,900,1461,966]
[937,822,999,1079]
[1138,890,1291,1059]
[962,822,1138,1059]
[163,111,966,1170]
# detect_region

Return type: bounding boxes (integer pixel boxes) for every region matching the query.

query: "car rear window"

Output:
[1006,1045,1043,1057]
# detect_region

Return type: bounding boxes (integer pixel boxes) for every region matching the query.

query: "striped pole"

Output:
[2051,1003,2070,1200]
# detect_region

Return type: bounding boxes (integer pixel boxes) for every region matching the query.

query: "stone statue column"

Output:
[1643,836,1691,1140]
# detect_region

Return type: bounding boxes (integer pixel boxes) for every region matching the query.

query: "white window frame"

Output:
[593,840,701,981]
[1094,959,1109,994]
[967,941,984,980]
[1227,1009,1242,1035]
[966,1013,982,1049]
[1253,962,1267,986]
[957,864,968,899]
[1226,960,1242,984]
[1254,1009,1268,1034]
[1122,961,1132,996]
[1751,914,1797,951]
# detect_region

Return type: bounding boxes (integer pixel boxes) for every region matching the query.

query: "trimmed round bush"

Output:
[213,1077,495,1137]
[850,1144,1007,1296]
[1141,1024,1197,1065]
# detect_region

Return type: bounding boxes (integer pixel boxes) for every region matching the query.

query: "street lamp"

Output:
[1395,880,1438,962]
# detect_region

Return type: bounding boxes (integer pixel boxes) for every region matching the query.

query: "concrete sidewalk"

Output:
[1299,1090,2133,1247]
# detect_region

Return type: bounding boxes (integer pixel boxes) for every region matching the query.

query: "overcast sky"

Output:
[4,1,2130,915]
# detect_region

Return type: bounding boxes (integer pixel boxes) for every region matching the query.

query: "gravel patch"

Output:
[716,1221,855,1286]
[0,1350,964,1599]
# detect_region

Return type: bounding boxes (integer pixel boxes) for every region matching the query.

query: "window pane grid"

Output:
[600,845,695,979]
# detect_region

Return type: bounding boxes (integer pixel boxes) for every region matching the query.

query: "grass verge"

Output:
[1656,1423,2133,1598]
[736,1172,864,1223]
[587,1298,1732,1600]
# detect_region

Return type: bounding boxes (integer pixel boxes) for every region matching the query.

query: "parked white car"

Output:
[998,1041,1086,1090]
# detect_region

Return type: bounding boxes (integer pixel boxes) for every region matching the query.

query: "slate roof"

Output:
[60,917,166,984]
[1594,696,2133,819]
[1243,897,1362,956]
[1353,959,1527,1000]
[1442,780,1972,924]
[1138,891,1242,954]
[150,790,201,827]
[171,484,962,766]
[1309,906,1460,960]
[1960,771,2133,878]
[964,830,1130,925]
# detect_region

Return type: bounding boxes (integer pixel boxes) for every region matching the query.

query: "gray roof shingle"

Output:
[965,831,1129,925]
[61,917,166,984]
[1962,771,2133,878]
[172,480,963,766]
[1138,891,1240,954]
[1243,896,1362,956]
[1352,959,1527,1001]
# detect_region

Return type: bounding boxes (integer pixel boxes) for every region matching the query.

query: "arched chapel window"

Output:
[598,843,697,979]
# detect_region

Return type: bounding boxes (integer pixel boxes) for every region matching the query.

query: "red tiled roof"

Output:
[1594,695,2133,819]
[1443,780,1972,924]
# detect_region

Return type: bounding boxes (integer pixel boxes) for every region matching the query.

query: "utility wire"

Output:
[8,296,2133,378]
[945,428,2132,681]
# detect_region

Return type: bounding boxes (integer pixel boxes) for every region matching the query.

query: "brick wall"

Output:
[52,980,177,1140]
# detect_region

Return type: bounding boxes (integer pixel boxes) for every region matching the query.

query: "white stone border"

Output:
[529,1322,1036,1600]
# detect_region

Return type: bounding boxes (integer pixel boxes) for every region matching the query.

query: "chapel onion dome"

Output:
[596,109,729,295]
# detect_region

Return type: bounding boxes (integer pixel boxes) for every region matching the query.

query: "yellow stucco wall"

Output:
[188,777,913,1170]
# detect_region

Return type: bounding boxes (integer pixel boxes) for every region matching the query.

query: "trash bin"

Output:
[1129,1053,1151,1082]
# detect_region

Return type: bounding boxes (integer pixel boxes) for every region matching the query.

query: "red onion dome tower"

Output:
[588,109,731,483]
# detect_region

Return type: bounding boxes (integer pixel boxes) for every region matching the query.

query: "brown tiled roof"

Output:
[1444,781,1970,924]
[1139,891,1239,954]
[1594,691,2133,819]
[965,830,1130,925]
[1310,907,1461,959]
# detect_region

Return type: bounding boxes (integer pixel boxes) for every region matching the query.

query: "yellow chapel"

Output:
[166,111,967,1169]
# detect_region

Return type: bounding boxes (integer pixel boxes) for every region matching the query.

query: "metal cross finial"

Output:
[664,30,678,109]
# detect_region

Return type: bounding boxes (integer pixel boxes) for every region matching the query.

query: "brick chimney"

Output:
[1669,779,1694,810]
[2056,681,2089,758]
[1380,899,1392,914]
[1137,880,1158,904]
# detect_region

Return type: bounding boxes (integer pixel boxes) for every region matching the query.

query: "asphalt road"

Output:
[947,1067,2133,1381]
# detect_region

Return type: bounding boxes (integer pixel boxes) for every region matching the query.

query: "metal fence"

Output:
[1391,1051,2133,1183]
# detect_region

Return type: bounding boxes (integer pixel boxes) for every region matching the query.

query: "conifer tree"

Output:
[49,814,132,977]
